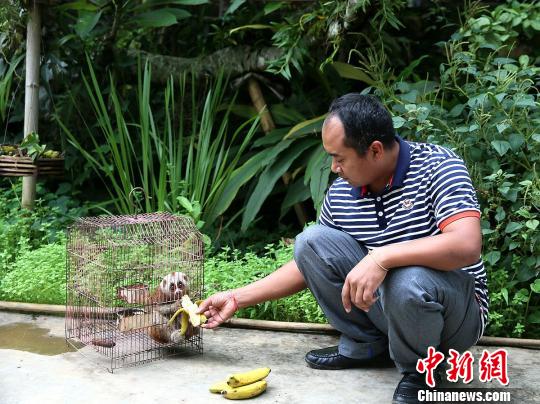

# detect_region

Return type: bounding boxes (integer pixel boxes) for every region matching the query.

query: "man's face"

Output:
[322,116,378,188]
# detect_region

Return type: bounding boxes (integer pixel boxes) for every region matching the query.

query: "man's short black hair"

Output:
[327,93,396,156]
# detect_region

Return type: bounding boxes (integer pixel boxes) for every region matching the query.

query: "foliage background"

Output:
[0,0,538,338]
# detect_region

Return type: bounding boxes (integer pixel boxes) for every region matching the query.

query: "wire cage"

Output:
[65,212,204,371]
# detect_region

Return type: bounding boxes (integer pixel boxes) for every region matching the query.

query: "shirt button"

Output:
[378,211,383,217]
[376,197,381,202]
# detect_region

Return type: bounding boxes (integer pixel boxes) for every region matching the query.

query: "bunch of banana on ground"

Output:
[210,367,271,400]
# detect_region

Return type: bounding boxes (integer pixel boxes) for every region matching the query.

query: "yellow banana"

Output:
[227,367,271,388]
[224,380,267,400]
[168,307,184,326]
[209,381,233,394]
[179,312,189,336]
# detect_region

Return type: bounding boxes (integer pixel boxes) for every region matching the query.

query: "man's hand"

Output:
[342,253,388,313]
[196,291,238,329]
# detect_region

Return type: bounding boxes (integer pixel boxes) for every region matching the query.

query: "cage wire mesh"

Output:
[65,212,204,371]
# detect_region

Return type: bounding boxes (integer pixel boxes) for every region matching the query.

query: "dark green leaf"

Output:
[225,0,246,15]
[501,288,509,305]
[170,0,208,4]
[264,1,284,15]
[484,251,501,265]
[280,178,311,218]
[526,219,539,231]
[57,1,99,11]
[527,311,540,324]
[331,62,375,85]
[392,116,406,129]
[396,55,429,82]
[74,10,103,38]
[448,104,465,117]
[517,265,537,282]
[491,140,511,156]
[531,279,540,294]
[284,115,325,139]
[134,10,177,28]
[505,222,523,233]
[166,8,191,20]
[253,129,288,148]
[242,139,318,231]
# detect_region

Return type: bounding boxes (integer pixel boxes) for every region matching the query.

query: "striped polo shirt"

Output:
[319,136,488,334]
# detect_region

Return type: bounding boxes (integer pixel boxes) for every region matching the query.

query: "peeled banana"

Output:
[227,367,271,388]
[224,380,267,400]
[181,295,207,327]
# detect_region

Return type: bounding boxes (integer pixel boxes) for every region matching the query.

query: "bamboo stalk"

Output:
[247,78,308,226]
[21,1,41,210]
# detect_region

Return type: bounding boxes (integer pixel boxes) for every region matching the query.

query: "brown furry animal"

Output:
[115,272,196,344]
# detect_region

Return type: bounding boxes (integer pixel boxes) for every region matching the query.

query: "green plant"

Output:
[0,53,23,126]
[0,179,90,278]
[342,0,540,338]
[0,239,67,305]
[18,132,47,161]
[205,241,326,323]
[237,129,327,232]
[58,58,260,227]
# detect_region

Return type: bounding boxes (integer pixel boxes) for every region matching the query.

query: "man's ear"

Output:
[369,141,385,159]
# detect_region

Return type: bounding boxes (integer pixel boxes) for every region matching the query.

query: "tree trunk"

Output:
[22,2,41,210]
[246,78,308,227]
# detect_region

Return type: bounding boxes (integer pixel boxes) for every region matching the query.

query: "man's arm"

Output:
[233,259,307,308]
[342,216,482,313]
[374,216,482,271]
[198,260,306,328]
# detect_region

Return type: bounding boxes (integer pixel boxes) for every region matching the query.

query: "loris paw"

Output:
[170,330,182,343]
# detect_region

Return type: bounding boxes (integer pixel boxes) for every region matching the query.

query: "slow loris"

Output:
[116,272,197,343]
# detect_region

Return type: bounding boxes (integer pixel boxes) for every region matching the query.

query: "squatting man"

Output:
[198,94,488,404]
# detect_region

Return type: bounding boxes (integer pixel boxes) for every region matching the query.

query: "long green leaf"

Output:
[134,10,178,28]
[331,61,376,85]
[241,138,318,231]
[284,114,326,139]
[280,177,311,219]
[306,149,332,216]
[229,24,274,35]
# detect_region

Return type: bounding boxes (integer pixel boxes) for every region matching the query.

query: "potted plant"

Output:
[0,132,64,177]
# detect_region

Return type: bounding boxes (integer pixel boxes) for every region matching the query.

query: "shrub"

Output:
[0,179,89,278]
[205,241,326,323]
[363,1,540,338]
[0,240,66,305]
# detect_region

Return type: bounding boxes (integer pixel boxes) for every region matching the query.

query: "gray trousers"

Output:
[294,224,482,373]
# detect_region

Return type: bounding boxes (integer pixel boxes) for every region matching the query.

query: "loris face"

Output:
[159,272,189,301]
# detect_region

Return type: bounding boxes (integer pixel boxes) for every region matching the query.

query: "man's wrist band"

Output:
[368,249,389,272]
[229,292,239,312]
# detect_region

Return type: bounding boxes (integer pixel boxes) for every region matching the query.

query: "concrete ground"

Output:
[1,311,539,404]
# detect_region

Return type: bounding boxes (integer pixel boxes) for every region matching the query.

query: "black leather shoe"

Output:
[392,371,442,404]
[305,346,394,370]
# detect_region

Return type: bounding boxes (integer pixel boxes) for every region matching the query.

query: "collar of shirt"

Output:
[350,135,411,199]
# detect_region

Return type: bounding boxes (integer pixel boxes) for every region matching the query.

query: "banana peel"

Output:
[168,296,207,329]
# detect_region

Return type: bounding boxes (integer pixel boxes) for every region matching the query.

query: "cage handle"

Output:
[128,187,150,215]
